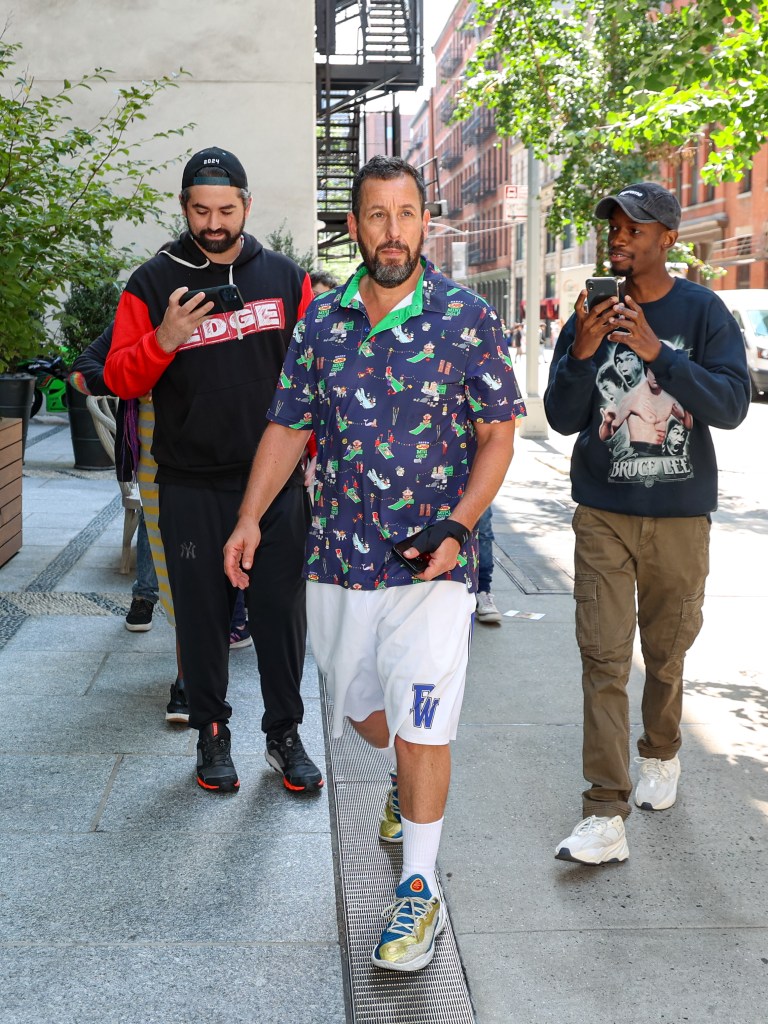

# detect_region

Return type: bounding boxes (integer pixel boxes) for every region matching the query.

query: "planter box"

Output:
[0,417,23,568]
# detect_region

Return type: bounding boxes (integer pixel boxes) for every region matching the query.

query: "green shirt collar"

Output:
[341,258,426,340]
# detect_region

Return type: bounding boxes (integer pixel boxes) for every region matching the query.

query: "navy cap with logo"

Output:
[181,147,248,190]
[594,182,681,231]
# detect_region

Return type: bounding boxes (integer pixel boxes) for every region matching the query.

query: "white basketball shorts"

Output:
[306,580,475,746]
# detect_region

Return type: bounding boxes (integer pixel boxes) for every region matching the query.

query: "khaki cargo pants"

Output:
[572,505,710,820]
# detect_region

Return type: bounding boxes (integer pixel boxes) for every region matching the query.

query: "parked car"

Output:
[716,289,768,400]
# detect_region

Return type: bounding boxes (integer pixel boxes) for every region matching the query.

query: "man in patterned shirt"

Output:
[225,156,525,972]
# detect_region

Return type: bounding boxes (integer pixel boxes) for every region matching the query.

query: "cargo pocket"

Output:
[574,573,600,655]
[670,589,705,658]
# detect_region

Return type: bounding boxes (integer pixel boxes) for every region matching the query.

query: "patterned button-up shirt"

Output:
[268,259,526,590]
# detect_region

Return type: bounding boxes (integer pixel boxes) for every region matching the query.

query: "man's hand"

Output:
[155,287,215,354]
[303,454,317,490]
[223,515,262,590]
[607,295,662,362]
[402,538,462,581]
[397,521,470,581]
[571,289,620,360]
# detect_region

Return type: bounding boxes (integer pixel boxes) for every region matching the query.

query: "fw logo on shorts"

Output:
[411,684,440,730]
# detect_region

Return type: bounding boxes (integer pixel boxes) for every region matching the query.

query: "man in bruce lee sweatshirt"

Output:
[545,182,749,865]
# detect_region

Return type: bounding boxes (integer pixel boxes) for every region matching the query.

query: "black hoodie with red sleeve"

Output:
[104,231,313,489]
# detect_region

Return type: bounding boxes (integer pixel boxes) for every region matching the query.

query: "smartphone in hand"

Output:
[392,537,430,575]
[179,284,245,315]
[585,277,619,311]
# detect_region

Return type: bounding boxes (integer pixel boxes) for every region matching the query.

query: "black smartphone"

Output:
[179,284,245,315]
[392,536,431,575]
[586,277,619,312]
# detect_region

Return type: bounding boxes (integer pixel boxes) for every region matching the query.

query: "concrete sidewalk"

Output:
[1,404,766,1024]
[444,405,768,1023]
[0,414,345,1024]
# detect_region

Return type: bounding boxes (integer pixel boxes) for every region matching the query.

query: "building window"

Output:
[545,225,557,254]
[739,167,752,194]
[736,262,751,288]
[545,273,556,298]
[562,223,573,249]
[515,222,525,260]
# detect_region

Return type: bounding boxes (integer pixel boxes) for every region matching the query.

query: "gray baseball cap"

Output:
[594,182,681,230]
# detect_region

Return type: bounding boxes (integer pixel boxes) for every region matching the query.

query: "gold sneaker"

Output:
[372,874,446,972]
[379,772,402,843]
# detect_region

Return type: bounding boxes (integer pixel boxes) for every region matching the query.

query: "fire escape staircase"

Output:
[316,0,424,253]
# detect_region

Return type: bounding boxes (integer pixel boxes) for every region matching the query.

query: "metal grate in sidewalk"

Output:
[320,677,475,1024]
[493,547,573,595]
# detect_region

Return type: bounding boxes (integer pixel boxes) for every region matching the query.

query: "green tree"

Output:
[58,281,121,364]
[0,37,192,370]
[456,1,768,246]
[266,220,316,272]
[608,0,768,183]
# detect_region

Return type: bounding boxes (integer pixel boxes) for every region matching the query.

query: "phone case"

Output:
[586,278,619,311]
[392,538,430,575]
[180,284,244,314]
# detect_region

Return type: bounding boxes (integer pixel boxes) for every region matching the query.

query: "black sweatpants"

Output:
[159,482,308,736]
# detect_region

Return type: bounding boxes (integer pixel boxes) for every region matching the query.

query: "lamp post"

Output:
[430,193,550,438]
[519,147,549,439]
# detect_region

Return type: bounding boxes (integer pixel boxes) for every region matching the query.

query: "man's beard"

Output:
[188,217,246,255]
[358,232,424,288]
[610,260,633,279]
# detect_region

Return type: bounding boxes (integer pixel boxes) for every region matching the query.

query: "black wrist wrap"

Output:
[409,518,472,554]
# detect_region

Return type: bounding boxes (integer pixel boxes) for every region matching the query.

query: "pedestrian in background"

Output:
[70,324,252,724]
[475,506,502,624]
[512,322,523,362]
[310,269,339,297]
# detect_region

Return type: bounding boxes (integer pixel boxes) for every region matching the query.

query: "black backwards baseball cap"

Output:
[594,182,681,231]
[181,147,248,190]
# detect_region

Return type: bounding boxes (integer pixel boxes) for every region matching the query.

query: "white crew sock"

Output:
[400,815,443,894]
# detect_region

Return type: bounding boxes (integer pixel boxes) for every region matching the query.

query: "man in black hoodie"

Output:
[105,147,322,796]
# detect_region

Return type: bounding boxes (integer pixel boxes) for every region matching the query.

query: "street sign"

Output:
[504,184,528,221]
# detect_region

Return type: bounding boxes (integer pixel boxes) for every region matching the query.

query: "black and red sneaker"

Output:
[265,726,324,793]
[196,722,239,792]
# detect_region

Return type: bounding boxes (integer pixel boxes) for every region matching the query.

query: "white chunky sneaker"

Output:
[475,591,502,624]
[634,755,681,810]
[555,815,629,864]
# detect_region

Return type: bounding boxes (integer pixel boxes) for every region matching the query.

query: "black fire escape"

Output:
[315,0,424,254]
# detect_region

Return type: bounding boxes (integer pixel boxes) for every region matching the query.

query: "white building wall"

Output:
[1,0,316,262]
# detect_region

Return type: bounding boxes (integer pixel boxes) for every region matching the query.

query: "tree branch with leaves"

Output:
[456,0,768,252]
[0,36,193,370]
